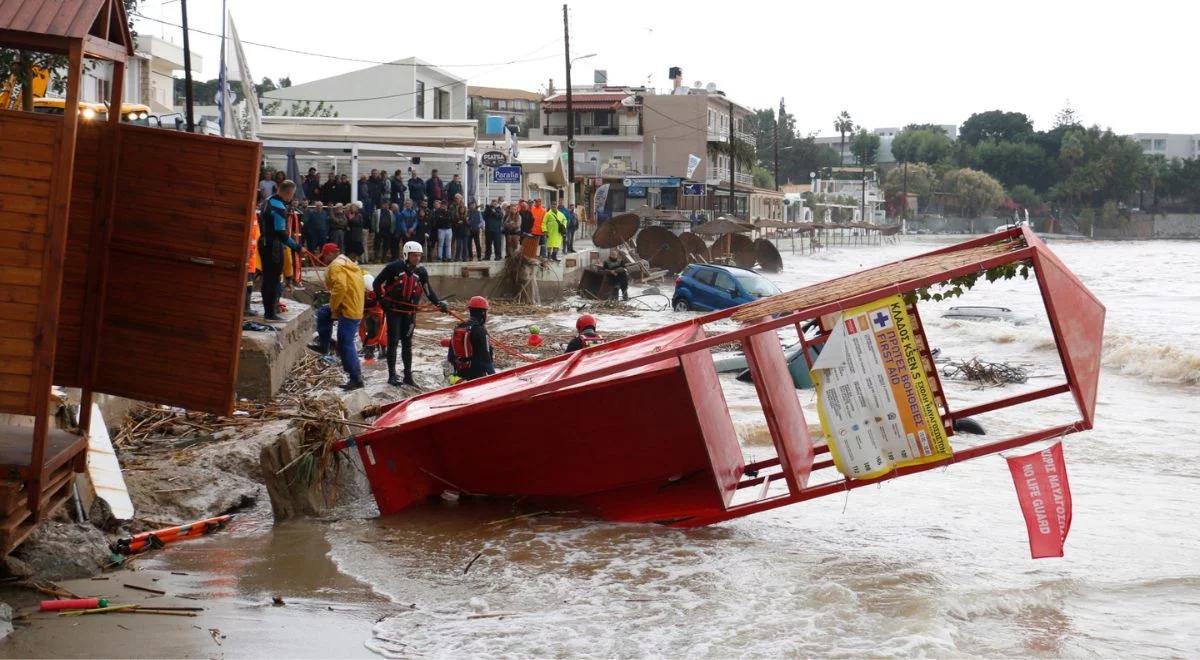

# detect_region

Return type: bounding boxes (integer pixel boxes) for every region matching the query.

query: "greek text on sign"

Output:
[492,165,521,184]
[480,151,508,167]
[811,294,951,479]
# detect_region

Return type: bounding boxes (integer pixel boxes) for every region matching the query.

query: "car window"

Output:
[714,272,737,292]
[735,274,781,297]
[694,269,716,285]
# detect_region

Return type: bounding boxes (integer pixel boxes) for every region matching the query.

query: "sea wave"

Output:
[1102,334,1200,387]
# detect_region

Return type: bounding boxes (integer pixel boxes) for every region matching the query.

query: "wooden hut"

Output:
[0,0,260,551]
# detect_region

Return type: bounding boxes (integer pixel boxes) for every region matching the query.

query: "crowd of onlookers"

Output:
[257,167,581,264]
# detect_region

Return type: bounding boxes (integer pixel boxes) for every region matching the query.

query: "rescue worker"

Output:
[373,241,448,387]
[544,204,566,261]
[565,314,604,353]
[307,243,366,390]
[602,249,629,301]
[450,296,495,382]
[258,180,303,321]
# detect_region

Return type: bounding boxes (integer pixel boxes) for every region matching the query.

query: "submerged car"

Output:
[672,264,781,312]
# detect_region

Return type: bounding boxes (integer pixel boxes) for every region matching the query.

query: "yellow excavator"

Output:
[3,67,150,124]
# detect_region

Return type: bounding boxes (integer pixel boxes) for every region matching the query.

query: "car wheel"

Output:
[673,298,690,312]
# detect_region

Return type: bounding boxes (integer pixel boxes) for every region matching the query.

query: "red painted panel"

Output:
[361,366,728,521]
[1032,246,1105,427]
[742,331,814,491]
[680,332,745,509]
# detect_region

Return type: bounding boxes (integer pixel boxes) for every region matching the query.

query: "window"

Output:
[1139,139,1152,150]
[713,272,736,292]
[415,81,426,118]
[695,269,717,286]
[435,89,450,119]
[1153,139,1166,151]
[708,109,714,127]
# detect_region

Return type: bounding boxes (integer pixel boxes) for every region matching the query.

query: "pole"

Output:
[728,99,735,217]
[562,4,575,206]
[860,160,866,223]
[181,0,195,132]
[902,160,908,220]
[773,100,780,191]
[217,0,227,137]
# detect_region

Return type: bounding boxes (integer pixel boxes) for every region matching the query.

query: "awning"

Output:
[526,173,555,191]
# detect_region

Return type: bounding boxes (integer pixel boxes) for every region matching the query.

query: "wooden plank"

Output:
[0,139,57,164]
[29,40,85,513]
[0,284,43,306]
[0,358,33,377]
[0,160,53,181]
[0,268,43,287]
[0,122,59,147]
[0,392,27,415]
[0,304,37,328]
[0,247,41,267]
[0,210,49,235]
[0,193,54,215]
[0,177,52,200]
[0,373,33,392]
[0,230,45,252]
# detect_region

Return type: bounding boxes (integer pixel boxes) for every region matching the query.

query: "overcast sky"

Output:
[133,0,1196,135]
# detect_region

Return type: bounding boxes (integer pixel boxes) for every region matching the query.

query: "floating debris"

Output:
[941,358,1029,385]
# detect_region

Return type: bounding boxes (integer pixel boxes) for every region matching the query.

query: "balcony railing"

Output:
[543,125,641,137]
[705,169,756,187]
[734,130,756,147]
[735,171,754,186]
[707,127,728,142]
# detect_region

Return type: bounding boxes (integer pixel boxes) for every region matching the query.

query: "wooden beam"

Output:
[83,34,128,62]
[77,60,125,439]
[0,28,71,54]
[27,41,84,516]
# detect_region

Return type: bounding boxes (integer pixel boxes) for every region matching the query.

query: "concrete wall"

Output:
[642,95,706,179]
[263,58,467,120]
[1132,133,1200,160]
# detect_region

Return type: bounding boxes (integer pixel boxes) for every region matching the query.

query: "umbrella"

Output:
[678,232,710,263]
[592,212,640,248]
[692,216,753,236]
[286,148,306,201]
[635,227,688,274]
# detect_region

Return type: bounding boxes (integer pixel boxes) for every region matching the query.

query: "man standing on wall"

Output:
[258,180,303,321]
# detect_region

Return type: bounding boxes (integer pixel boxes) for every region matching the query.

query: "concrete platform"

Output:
[237,297,315,401]
[360,249,601,301]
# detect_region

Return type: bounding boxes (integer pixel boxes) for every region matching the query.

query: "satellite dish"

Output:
[705,82,717,92]
[621,95,637,107]
[693,80,703,88]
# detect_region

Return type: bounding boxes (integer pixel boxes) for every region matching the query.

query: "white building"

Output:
[262,57,467,120]
[1131,133,1200,160]
[78,34,199,113]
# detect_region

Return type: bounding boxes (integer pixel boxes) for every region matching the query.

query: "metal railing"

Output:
[543,124,641,137]
[734,130,756,147]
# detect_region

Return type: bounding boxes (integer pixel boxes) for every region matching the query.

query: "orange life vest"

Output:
[577,331,605,348]
[381,270,424,311]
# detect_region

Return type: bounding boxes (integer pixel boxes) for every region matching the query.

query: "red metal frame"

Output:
[344,227,1105,527]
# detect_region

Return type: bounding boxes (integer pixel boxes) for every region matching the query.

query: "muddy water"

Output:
[145,238,1200,657]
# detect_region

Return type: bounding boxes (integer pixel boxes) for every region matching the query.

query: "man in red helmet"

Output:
[565,314,604,353]
[450,296,495,381]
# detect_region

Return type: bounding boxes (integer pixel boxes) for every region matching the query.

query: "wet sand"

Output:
[0,511,389,659]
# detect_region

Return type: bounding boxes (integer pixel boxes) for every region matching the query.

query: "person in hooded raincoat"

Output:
[543,204,566,261]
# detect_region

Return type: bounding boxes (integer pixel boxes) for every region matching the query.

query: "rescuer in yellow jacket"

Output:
[307,243,367,390]
[543,206,566,261]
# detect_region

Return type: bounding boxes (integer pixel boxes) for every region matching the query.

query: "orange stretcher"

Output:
[114,515,233,555]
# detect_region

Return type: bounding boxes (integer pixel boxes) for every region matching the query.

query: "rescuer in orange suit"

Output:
[246,214,260,315]
[565,314,604,353]
[449,296,495,382]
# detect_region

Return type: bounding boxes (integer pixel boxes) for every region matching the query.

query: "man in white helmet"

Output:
[373,240,449,386]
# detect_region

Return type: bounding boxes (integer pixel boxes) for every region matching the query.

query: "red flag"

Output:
[1006,441,1072,558]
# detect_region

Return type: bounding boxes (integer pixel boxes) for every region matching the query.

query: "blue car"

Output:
[672,264,781,312]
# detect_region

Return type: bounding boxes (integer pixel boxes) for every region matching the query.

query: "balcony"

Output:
[734,130,756,147]
[705,169,755,187]
[707,126,728,142]
[543,125,641,137]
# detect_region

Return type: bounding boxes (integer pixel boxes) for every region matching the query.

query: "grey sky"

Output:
[134,0,1196,135]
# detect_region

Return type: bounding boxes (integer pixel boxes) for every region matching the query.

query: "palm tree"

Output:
[834,110,854,166]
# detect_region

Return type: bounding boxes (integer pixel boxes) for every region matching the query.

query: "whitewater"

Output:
[321,236,1200,658]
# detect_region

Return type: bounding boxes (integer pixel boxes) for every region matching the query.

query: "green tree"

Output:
[849,129,881,165]
[752,165,775,189]
[971,140,1050,189]
[1,0,139,110]
[1008,184,1042,210]
[1049,126,1143,208]
[1053,101,1079,129]
[834,110,854,165]
[884,162,934,199]
[262,99,338,117]
[959,110,1034,146]
[942,168,1005,218]
[892,127,954,164]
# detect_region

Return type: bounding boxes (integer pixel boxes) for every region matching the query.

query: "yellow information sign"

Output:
[811,295,951,480]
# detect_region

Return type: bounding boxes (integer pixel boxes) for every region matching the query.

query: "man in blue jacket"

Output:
[258,180,303,321]
[407,170,426,207]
